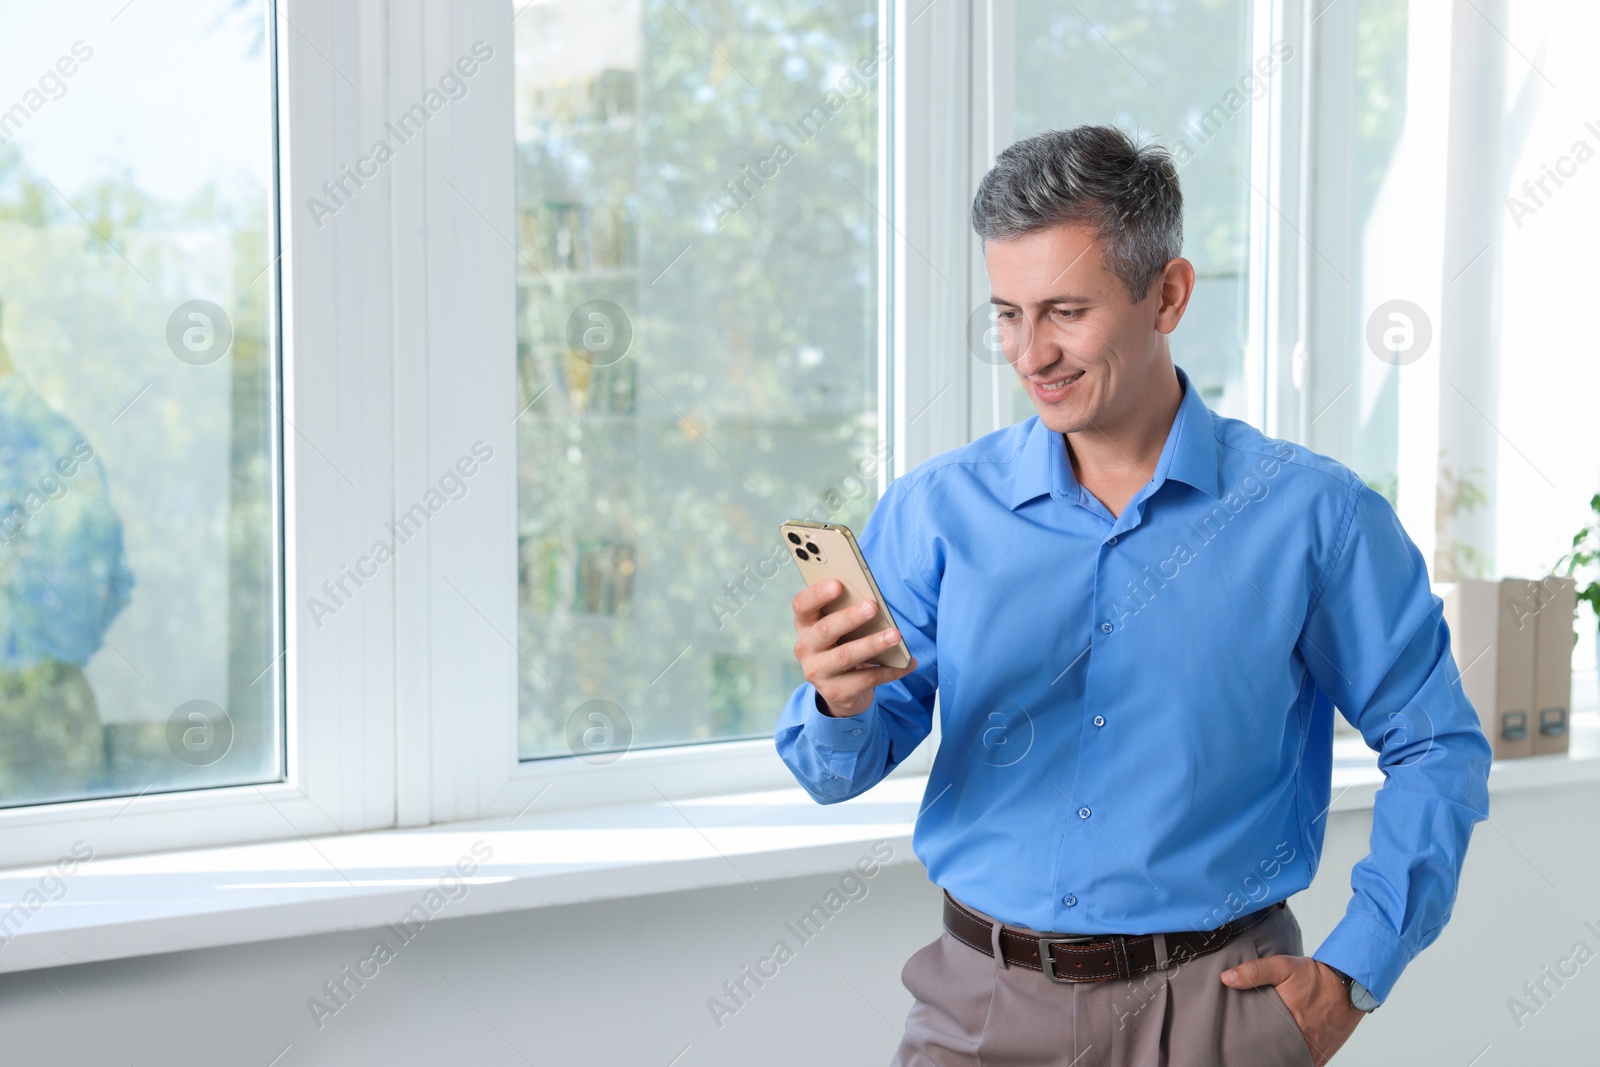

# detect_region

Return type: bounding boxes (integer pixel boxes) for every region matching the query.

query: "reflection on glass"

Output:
[1010,0,1258,419]
[514,1,883,758]
[0,1,279,806]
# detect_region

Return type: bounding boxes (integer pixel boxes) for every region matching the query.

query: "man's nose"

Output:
[1009,317,1055,375]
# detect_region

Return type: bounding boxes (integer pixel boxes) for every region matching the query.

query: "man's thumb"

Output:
[1220,957,1288,989]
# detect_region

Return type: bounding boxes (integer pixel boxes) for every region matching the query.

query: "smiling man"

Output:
[775,125,1492,1065]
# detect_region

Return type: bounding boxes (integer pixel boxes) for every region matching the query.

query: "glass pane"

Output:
[1305,0,1410,516]
[514,0,883,759]
[0,1,279,806]
[1009,0,1258,420]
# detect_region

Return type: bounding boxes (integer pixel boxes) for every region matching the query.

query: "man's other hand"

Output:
[1220,955,1366,1065]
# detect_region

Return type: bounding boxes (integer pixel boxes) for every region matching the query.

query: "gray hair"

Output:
[970,125,1183,304]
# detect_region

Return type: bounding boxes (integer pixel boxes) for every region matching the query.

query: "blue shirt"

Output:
[774,363,1491,1006]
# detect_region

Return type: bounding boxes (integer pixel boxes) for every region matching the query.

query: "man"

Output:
[774,125,1492,1065]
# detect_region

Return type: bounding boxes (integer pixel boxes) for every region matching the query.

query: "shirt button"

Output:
[1100,622,1113,634]
[1093,715,1105,727]
[1063,894,1077,907]
[851,728,862,734]
[1107,535,1117,545]
[1078,806,1091,819]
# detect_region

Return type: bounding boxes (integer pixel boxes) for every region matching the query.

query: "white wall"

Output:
[1,776,1597,1066]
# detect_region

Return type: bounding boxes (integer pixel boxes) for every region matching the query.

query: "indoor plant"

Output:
[1554,493,1600,676]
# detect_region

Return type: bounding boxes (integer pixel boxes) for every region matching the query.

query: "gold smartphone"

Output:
[780,519,911,670]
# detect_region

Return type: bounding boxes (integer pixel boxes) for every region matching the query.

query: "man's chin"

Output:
[1034,408,1093,435]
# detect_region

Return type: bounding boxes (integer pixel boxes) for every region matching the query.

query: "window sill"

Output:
[1,708,1595,976]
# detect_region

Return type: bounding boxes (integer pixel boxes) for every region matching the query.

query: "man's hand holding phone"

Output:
[791,579,919,718]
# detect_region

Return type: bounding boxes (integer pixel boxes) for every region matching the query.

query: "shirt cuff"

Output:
[802,685,879,750]
[1310,909,1411,1006]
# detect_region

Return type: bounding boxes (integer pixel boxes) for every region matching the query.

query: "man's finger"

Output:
[1219,954,1296,989]
[825,625,904,675]
[814,597,886,646]
[793,579,846,628]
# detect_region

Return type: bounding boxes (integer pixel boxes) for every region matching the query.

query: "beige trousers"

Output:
[891,894,1316,1067]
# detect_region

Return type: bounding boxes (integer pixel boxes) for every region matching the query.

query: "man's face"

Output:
[983,221,1183,436]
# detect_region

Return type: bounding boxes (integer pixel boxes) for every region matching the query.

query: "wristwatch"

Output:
[1324,964,1380,1013]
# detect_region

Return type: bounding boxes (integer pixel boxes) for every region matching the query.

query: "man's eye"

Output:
[1055,308,1080,319]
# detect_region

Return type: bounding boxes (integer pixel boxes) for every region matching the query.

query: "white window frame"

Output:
[0,0,399,869]
[441,0,955,824]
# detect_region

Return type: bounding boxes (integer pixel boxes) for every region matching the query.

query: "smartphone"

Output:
[780,519,912,670]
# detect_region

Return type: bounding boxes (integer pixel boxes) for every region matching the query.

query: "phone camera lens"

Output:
[786,531,802,545]
[805,541,821,555]
[795,548,810,561]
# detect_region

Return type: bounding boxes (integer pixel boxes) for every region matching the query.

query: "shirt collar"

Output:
[1006,363,1219,510]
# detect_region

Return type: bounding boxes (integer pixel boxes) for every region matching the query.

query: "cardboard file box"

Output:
[1438,577,1576,760]
[1439,580,1503,752]
[1531,576,1576,756]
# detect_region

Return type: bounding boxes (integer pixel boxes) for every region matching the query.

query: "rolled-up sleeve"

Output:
[1297,477,1493,1005]
[775,472,941,804]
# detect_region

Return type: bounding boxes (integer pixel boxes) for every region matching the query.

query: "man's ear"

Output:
[1153,257,1196,335]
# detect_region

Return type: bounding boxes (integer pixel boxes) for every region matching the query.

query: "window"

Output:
[1302,0,1600,620]
[0,1,280,809]
[999,0,1263,426]
[1492,0,1600,631]
[512,0,887,759]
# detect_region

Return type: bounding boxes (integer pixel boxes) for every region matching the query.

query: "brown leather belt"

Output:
[942,889,1285,983]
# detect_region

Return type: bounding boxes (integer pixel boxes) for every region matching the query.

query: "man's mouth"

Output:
[1032,371,1084,401]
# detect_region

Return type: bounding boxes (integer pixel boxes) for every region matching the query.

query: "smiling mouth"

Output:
[1032,371,1084,398]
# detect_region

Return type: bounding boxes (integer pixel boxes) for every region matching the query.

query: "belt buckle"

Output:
[1038,933,1105,983]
